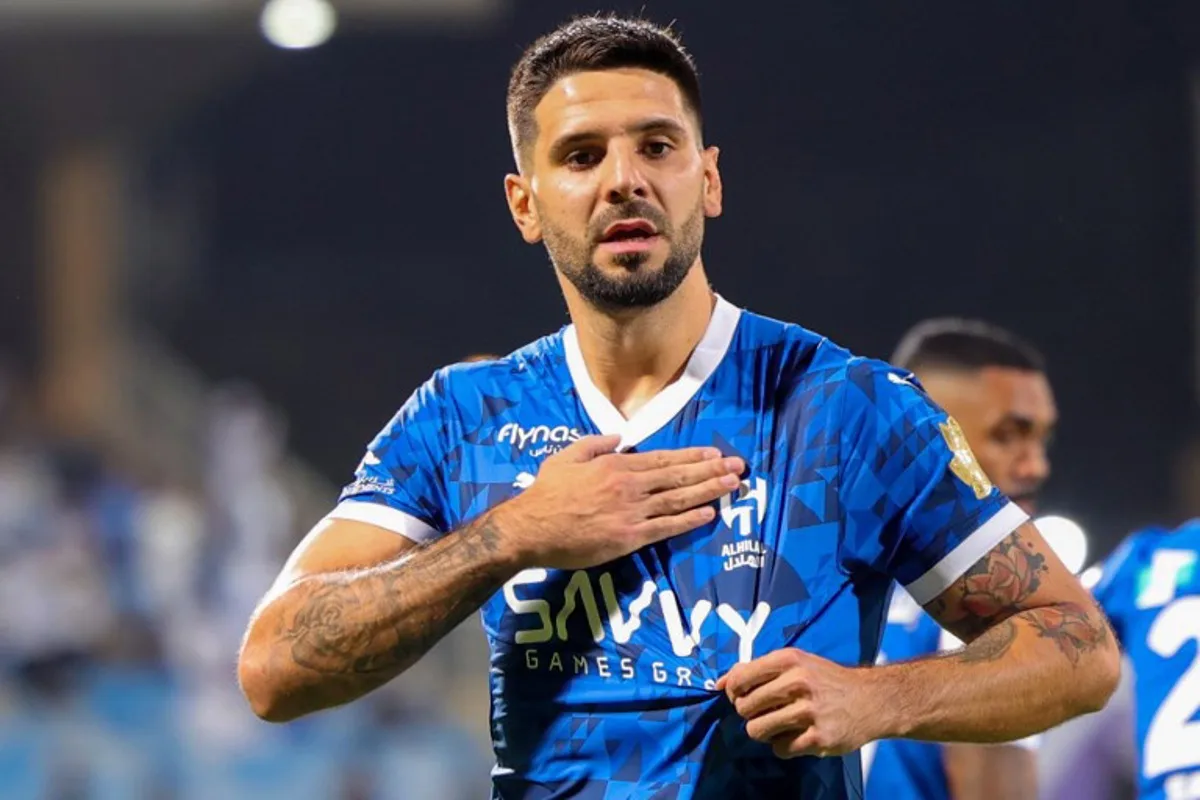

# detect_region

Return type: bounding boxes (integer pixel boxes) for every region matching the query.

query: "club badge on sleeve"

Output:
[938,417,993,500]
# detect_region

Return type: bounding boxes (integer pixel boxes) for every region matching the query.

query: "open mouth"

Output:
[600,219,658,243]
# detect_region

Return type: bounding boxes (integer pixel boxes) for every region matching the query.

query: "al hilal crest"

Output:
[938,417,993,500]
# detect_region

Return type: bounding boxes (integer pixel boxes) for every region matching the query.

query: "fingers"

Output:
[732,673,808,720]
[621,447,727,471]
[771,729,825,760]
[558,434,623,462]
[644,474,743,519]
[638,456,744,493]
[745,702,813,744]
[634,505,718,542]
[721,650,803,701]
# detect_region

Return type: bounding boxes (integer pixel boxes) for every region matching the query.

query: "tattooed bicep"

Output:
[924,521,1115,669]
[924,523,1052,643]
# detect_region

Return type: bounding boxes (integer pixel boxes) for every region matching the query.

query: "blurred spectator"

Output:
[0,358,489,799]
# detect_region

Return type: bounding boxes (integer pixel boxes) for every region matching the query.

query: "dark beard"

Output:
[545,199,704,312]
[561,248,695,312]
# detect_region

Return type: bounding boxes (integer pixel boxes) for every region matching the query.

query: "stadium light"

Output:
[260,0,337,50]
[1034,515,1089,575]
[1079,564,1103,591]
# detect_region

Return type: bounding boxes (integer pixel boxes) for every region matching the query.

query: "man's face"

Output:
[920,367,1058,514]
[504,68,723,312]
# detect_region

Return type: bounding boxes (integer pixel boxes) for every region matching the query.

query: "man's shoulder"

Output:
[738,306,916,376]
[1153,518,1200,555]
[1097,526,1171,595]
[1097,520,1200,611]
[734,306,833,357]
[432,329,570,403]
[735,309,928,423]
[733,308,860,386]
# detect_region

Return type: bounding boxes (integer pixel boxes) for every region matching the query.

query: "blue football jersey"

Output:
[1094,520,1200,800]
[328,296,1028,800]
[863,592,948,800]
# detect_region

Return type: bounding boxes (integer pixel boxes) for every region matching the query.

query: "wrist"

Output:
[485,494,541,571]
[858,663,914,740]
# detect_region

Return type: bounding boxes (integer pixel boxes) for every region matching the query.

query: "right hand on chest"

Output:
[498,434,744,571]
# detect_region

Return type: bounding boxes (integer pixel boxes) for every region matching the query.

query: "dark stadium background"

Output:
[0,0,1195,797]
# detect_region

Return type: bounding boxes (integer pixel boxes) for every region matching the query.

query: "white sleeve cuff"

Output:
[1010,734,1041,751]
[937,627,964,652]
[904,503,1029,605]
[325,500,441,543]
[970,734,1042,752]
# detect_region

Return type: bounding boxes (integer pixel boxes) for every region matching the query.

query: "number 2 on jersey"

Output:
[1144,595,1200,781]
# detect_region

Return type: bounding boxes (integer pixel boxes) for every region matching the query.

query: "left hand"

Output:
[717,648,883,759]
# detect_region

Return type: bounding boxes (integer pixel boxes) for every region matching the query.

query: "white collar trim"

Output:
[563,294,742,451]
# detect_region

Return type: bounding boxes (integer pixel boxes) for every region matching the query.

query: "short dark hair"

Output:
[506,14,703,166]
[891,318,1046,374]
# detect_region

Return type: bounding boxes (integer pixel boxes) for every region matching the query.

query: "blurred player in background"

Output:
[1066,520,1200,800]
[866,319,1057,800]
[1037,660,1136,800]
[237,15,1118,799]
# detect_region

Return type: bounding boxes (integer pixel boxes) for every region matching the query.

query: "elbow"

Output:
[1076,637,1122,716]
[237,638,301,724]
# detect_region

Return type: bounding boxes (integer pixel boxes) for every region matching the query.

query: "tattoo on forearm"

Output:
[1027,602,1110,666]
[953,619,1017,664]
[282,512,508,698]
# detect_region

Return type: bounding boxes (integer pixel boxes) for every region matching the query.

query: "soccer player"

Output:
[1074,520,1200,800]
[864,319,1058,800]
[237,15,1119,798]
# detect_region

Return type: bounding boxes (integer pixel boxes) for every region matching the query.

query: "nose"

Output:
[600,140,649,204]
[1014,442,1050,488]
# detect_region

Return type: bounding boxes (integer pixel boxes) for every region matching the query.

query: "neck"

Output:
[563,263,716,418]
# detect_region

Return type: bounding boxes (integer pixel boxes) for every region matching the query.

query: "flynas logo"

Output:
[497,423,582,457]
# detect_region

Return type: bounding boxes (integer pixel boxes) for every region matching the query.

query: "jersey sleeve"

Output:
[325,370,453,542]
[839,360,1027,605]
[1090,535,1144,645]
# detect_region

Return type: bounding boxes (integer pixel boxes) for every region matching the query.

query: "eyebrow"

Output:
[548,117,690,157]
[997,414,1058,433]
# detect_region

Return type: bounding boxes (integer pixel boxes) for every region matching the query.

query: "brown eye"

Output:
[565,150,601,169]
[990,427,1017,447]
[643,140,673,158]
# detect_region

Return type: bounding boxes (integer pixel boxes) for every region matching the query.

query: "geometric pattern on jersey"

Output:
[1094,519,1200,800]
[328,295,1028,800]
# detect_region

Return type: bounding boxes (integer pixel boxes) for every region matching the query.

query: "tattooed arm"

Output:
[870,522,1121,744]
[237,512,518,723]
[938,633,1040,800]
[237,438,744,723]
[723,371,1118,757]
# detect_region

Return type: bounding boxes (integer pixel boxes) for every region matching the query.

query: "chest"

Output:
[459,402,875,678]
